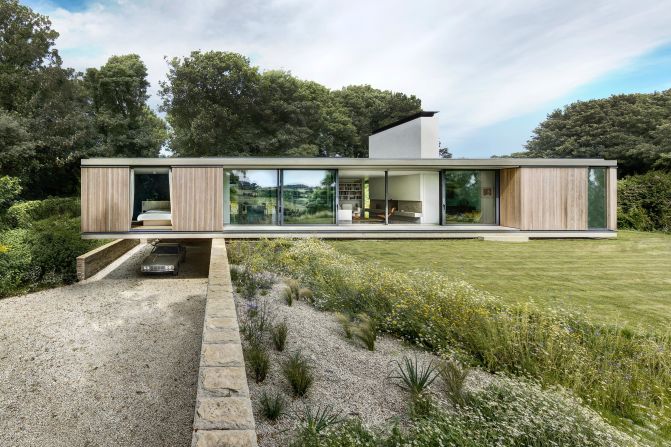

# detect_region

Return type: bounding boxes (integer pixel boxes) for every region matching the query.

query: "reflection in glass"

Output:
[282,170,336,224]
[444,170,497,224]
[224,170,278,225]
[588,167,607,229]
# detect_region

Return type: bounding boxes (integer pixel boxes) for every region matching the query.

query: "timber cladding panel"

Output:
[171,167,223,231]
[519,167,588,230]
[81,167,131,233]
[499,168,521,228]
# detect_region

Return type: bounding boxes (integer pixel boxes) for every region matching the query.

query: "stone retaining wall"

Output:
[76,239,140,280]
[192,239,257,447]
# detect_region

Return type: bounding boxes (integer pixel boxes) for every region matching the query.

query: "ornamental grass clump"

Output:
[439,358,469,405]
[300,404,343,435]
[390,355,438,397]
[335,312,352,339]
[271,321,288,351]
[298,287,314,302]
[283,351,314,397]
[281,286,293,306]
[286,278,300,301]
[260,390,286,421]
[352,313,376,351]
[245,342,270,383]
[240,238,671,436]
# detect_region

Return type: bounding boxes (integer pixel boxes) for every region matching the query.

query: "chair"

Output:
[373,207,396,221]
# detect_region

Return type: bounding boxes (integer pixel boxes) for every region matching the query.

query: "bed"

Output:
[137,201,172,226]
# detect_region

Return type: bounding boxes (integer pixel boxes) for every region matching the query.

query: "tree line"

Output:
[0,0,422,199]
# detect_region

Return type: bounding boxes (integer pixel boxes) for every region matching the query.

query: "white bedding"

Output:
[137,209,171,222]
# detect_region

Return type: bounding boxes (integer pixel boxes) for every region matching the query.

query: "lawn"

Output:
[331,231,671,332]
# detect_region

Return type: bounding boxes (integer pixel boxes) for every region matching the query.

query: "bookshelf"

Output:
[339,179,362,202]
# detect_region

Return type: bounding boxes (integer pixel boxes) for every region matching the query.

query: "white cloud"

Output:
[37,0,671,151]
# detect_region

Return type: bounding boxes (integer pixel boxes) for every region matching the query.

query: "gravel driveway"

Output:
[0,241,210,447]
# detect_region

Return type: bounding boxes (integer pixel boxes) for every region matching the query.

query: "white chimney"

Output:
[368,111,439,159]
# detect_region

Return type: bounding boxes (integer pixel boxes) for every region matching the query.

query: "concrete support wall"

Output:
[76,239,140,280]
[192,239,257,447]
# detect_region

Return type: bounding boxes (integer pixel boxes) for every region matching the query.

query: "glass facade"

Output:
[588,167,607,229]
[282,170,336,224]
[444,170,497,224]
[224,170,278,225]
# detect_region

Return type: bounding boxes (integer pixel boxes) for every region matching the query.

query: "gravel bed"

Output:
[0,241,210,447]
[234,273,487,447]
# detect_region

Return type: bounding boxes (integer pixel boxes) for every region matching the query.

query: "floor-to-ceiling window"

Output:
[587,167,607,229]
[131,168,172,230]
[224,170,278,225]
[444,170,497,224]
[282,170,336,224]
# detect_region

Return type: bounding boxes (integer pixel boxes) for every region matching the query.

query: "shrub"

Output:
[6,197,80,229]
[439,359,469,405]
[352,313,376,351]
[281,286,293,306]
[298,287,314,302]
[238,238,671,433]
[390,355,437,397]
[0,228,32,296]
[271,321,288,351]
[27,217,101,284]
[618,171,671,232]
[0,176,21,211]
[335,312,352,339]
[283,351,314,397]
[245,343,270,383]
[260,390,286,421]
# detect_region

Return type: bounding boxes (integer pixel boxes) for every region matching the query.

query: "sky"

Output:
[24,0,671,158]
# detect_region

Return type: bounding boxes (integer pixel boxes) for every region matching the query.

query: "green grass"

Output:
[331,231,671,331]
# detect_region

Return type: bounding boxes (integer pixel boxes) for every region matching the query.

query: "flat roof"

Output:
[81,157,617,168]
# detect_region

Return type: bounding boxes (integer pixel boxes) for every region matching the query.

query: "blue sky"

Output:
[27,0,671,158]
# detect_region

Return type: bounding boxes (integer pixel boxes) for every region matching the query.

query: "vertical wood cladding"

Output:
[171,167,223,231]
[81,167,131,233]
[499,168,521,228]
[499,167,588,231]
[519,167,588,230]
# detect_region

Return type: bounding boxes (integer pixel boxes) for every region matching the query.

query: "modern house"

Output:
[80,112,617,240]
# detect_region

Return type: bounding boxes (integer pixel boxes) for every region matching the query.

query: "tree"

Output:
[85,54,166,158]
[159,52,421,158]
[160,51,262,157]
[0,1,98,197]
[332,85,422,157]
[514,90,671,177]
[0,0,60,112]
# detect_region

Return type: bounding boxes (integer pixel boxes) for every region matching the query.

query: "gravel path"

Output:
[234,275,466,447]
[0,241,210,447]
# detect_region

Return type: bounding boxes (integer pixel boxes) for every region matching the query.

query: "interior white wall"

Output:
[369,177,385,200]
[387,174,421,201]
[368,115,439,159]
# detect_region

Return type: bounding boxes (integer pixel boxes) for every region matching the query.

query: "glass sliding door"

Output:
[444,170,497,224]
[224,170,279,225]
[587,167,607,229]
[282,170,336,224]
